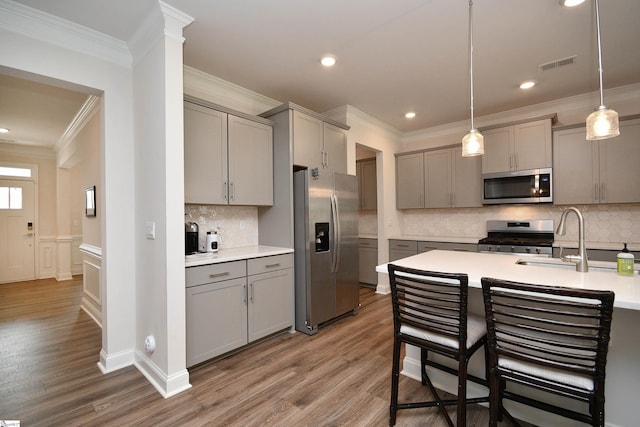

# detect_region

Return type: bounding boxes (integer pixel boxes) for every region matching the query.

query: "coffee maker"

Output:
[185,222,199,254]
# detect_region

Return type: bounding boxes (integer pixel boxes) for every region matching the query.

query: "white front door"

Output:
[0,179,35,283]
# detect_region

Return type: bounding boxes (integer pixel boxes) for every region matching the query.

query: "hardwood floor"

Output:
[1,277,508,426]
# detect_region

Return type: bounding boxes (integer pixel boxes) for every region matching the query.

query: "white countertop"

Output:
[377,250,640,310]
[185,245,293,268]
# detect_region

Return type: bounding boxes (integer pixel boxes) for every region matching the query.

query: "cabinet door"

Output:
[359,159,377,210]
[599,119,640,203]
[513,119,552,170]
[553,127,599,205]
[247,268,293,342]
[482,126,513,174]
[184,102,228,204]
[323,122,347,172]
[452,147,482,207]
[359,239,378,285]
[396,153,424,209]
[292,110,323,168]
[228,115,273,206]
[424,149,452,208]
[186,277,248,367]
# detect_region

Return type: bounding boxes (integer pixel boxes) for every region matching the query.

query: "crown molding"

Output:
[56,95,100,152]
[403,83,640,143]
[0,0,131,68]
[341,105,403,140]
[128,1,194,65]
[183,66,280,116]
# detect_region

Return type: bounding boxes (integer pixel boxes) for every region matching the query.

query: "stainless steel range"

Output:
[478,220,554,257]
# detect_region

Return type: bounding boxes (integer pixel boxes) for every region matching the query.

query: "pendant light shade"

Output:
[462,0,484,157]
[462,129,484,157]
[586,0,619,140]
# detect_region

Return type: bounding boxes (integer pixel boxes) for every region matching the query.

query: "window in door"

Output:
[0,186,23,209]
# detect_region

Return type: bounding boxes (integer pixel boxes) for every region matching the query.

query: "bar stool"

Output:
[481,277,615,427]
[388,264,488,427]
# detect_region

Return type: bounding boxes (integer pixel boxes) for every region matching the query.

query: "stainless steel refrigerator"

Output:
[293,168,359,335]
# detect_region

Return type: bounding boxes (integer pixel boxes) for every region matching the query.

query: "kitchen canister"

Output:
[206,231,219,253]
[617,243,634,276]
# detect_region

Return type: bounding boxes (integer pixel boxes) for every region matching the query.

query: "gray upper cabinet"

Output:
[482,118,552,174]
[396,152,424,209]
[357,158,377,210]
[184,102,228,205]
[553,118,640,205]
[184,101,273,206]
[228,115,273,206]
[292,109,347,172]
[396,147,481,209]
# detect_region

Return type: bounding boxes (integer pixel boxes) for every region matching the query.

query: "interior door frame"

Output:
[0,161,39,282]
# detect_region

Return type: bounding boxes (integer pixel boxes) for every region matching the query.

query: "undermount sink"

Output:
[516,258,639,275]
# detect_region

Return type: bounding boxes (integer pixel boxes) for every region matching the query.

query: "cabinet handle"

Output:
[250,283,254,302]
[601,183,605,202]
[397,244,409,248]
[223,181,228,200]
[243,284,247,304]
[230,182,234,200]
[594,183,599,201]
[325,151,329,168]
[209,272,230,278]
[265,263,281,268]
[513,154,518,170]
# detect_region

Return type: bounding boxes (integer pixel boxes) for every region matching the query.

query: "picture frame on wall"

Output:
[85,185,96,217]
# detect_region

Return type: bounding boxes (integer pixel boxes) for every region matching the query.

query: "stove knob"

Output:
[526,247,531,253]
[536,248,541,254]
[510,246,515,252]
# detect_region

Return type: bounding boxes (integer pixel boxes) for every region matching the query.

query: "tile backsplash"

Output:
[402,203,640,249]
[185,204,258,251]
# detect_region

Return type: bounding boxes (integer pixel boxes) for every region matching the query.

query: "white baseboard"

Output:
[97,348,134,374]
[134,350,191,398]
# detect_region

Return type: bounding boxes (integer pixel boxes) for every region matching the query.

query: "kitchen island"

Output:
[377,250,639,427]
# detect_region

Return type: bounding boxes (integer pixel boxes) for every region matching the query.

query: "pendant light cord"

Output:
[469,0,476,130]
[594,0,605,107]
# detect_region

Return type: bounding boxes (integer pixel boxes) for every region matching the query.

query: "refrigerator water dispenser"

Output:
[315,222,329,252]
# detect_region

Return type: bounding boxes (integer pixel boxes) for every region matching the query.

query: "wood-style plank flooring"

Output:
[1,277,515,426]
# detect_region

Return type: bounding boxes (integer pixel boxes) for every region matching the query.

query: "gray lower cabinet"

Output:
[389,240,418,262]
[359,238,378,285]
[186,254,293,367]
[418,241,478,253]
[247,254,294,342]
[186,260,247,367]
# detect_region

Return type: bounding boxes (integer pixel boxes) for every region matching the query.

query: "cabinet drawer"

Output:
[359,238,378,249]
[389,239,418,252]
[186,260,246,287]
[247,254,293,276]
[418,241,478,253]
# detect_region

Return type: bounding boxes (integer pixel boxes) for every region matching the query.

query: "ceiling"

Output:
[3,0,640,149]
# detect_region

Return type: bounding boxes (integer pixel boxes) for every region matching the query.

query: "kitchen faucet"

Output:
[556,206,589,272]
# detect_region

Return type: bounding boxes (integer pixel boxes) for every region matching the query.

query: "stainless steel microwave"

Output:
[482,168,552,205]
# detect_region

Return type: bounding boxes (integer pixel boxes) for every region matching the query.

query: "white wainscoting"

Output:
[38,236,56,279]
[79,243,102,327]
[72,235,83,275]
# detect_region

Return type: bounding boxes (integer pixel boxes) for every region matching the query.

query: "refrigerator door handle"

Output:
[330,193,340,273]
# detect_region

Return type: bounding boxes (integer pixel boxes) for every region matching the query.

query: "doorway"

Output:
[0,177,35,283]
[355,144,378,288]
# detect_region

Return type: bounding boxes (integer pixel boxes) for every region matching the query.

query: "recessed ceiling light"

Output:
[405,112,416,119]
[0,128,9,133]
[520,81,536,89]
[561,0,586,7]
[320,56,336,67]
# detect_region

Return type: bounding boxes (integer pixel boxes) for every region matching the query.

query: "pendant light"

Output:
[462,0,484,157]
[585,0,619,140]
